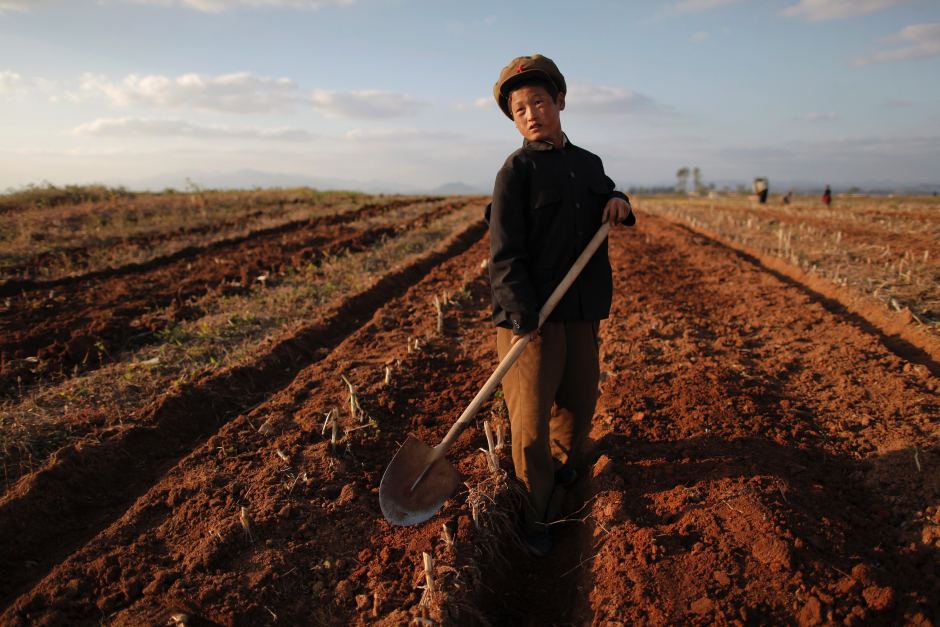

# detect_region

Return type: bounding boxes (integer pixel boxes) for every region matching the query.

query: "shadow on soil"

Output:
[594,432,939,622]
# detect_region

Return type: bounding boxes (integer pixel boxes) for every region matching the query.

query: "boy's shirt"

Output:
[487,134,634,334]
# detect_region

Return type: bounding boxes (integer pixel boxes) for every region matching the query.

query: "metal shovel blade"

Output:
[379,435,462,526]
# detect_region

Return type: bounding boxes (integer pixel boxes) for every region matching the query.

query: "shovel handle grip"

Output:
[430,222,612,460]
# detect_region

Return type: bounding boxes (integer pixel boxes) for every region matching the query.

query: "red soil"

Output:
[0,197,458,395]
[0,211,936,625]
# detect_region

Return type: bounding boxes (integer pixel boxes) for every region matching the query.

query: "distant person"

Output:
[486,54,634,557]
[782,191,792,205]
[753,177,769,204]
[822,185,832,207]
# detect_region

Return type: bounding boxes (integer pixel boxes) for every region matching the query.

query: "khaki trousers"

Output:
[496,320,599,532]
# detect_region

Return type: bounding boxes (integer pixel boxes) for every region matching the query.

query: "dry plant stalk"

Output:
[257,419,274,436]
[166,611,190,626]
[495,422,506,450]
[239,506,255,543]
[341,374,366,422]
[321,407,336,435]
[483,420,496,454]
[275,448,289,462]
[480,420,498,472]
[434,295,444,335]
[421,552,435,606]
[463,474,527,568]
[384,365,392,385]
[322,407,340,445]
[441,521,454,546]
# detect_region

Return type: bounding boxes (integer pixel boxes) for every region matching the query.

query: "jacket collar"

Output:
[523,132,570,152]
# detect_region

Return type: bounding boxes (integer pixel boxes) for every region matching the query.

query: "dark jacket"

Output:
[486,135,634,334]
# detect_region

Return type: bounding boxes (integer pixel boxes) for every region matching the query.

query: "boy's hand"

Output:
[602,197,632,225]
[510,330,540,346]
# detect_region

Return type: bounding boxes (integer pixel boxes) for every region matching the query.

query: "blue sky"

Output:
[1,0,938,191]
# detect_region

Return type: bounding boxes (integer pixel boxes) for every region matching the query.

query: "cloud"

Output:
[804,111,838,122]
[453,97,493,112]
[0,0,37,12]
[856,23,940,65]
[73,117,313,140]
[309,89,423,119]
[691,31,710,43]
[660,0,746,18]
[74,71,300,113]
[43,70,426,120]
[722,135,940,163]
[0,70,54,96]
[0,70,23,92]
[342,128,458,142]
[782,0,905,21]
[127,0,354,11]
[565,82,666,116]
[2,0,356,12]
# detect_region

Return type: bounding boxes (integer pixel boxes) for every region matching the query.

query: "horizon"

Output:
[1,0,938,193]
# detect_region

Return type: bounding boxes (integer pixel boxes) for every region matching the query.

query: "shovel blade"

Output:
[379,435,462,526]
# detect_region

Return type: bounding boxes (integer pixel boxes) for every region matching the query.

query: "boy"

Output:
[487,54,634,556]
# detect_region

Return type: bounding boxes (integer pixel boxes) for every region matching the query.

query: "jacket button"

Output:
[575,202,581,209]
[569,171,575,178]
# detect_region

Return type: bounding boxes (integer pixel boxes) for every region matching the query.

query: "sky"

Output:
[1,0,938,192]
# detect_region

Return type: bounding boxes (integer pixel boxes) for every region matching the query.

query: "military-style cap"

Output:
[493,54,566,120]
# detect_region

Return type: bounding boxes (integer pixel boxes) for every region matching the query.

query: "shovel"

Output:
[379,222,612,526]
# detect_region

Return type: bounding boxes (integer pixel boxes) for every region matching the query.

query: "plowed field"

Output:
[1,196,937,626]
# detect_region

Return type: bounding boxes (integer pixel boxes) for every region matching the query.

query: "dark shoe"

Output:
[520,527,553,557]
[554,466,578,488]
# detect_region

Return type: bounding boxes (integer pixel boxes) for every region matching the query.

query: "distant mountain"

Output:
[123,169,420,194]
[117,169,495,196]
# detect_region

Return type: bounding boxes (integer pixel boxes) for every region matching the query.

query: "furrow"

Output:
[0,214,486,608]
[0,197,463,396]
[2,225,496,626]
[0,197,432,296]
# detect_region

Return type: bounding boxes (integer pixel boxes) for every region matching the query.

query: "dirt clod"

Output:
[862,585,895,612]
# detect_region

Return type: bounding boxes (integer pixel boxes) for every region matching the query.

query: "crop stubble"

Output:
[0,195,447,395]
[0,201,937,625]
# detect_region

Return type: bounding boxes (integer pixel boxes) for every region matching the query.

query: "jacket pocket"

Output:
[532,187,561,210]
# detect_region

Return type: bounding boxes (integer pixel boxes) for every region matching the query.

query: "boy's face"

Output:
[508,84,565,145]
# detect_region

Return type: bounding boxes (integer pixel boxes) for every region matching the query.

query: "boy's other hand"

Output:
[602,197,632,225]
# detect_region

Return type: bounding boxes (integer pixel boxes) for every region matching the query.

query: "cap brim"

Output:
[498,68,559,98]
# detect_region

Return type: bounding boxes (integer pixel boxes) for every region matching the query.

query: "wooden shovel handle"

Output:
[430,222,612,460]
